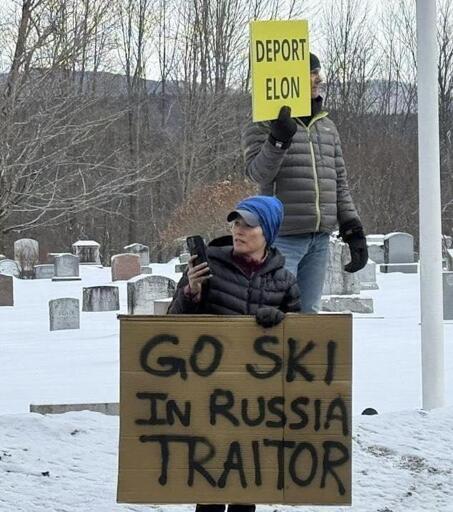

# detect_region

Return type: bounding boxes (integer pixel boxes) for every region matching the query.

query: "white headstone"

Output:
[82,286,119,312]
[14,238,39,278]
[49,298,80,331]
[0,259,21,278]
[127,275,176,315]
[124,243,150,266]
[384,232,414,263]
[53,254,80,280]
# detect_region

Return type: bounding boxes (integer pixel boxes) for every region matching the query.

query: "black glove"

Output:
[269,106,297,148]
[340,220,368,273]
[255,306,285,328]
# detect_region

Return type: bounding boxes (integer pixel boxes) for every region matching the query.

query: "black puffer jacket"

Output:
[168,236,300,315]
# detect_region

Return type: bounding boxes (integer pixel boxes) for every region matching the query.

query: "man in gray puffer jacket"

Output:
[242,53,368,313]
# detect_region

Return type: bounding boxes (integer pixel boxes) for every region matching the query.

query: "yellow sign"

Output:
[117,314,352,505]
[250,20,310,122]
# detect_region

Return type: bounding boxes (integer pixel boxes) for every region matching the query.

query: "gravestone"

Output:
[49,298,80,331]
[82,286,119,312]
[381,232,417,273]
[322,239,373,313]
[0,259,21,278]
[72,240,101,265]
[111,253,141,281]
[34,264,55,279]
[357,261,378,291]
[380,262,418,274]
[154,298,173,315]
[127,275,176,315]
[321,296,373,314]
[52,254,81,281]
[366,234,385,264]
[0,274,14,306]
[47,252,65,264]
[175,262,188,273]
[124,243,150,266]
[384,232,414,263]
[443,272,453,320]
[322,239,361,295]
[179,251,191,264]
[14,238,39,278]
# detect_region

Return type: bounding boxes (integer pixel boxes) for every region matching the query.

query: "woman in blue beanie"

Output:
[168,196,300,512]
[168,194,300,331]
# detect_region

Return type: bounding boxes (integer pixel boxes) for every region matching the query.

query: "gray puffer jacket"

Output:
[243,110,359,236]
[167,236,300,315]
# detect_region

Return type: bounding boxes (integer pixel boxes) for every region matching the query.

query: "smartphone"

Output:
[186,235,209,267]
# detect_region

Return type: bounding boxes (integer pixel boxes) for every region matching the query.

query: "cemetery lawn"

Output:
[0,262,452,511]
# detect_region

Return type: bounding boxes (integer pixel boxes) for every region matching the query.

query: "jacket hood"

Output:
[207,235,286,275]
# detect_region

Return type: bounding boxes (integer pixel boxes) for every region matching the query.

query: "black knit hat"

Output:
[310,52,321,71]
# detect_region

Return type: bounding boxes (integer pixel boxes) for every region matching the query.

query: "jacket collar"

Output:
[207,235,286,275]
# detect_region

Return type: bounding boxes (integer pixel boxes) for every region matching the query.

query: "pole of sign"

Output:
[416,0,445,409]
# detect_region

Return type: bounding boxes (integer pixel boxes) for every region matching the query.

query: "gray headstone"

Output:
[111,253,141,281]
[179,251,191,264]
[321,296,374,313]
[53,254,80,280]
[34,264,55,279]
[323,239,360,295]
[384,232,414,263]
[380,263,418,274]
[0,259,21,278]
[175,263,188,273]
[154,298,173,315]
[0,274,14,306]
[124,243,150,266]
[14,238,39,278]
[47,252,65,264]
[30,402,118,415]
[357,261,378,290]
[49,298,80,331]
[443,272,453,320]
[72,240,101,265]
[127,275,176,315]
[366,234,385,245]
[367,244,385,264]
[82,286,119,312]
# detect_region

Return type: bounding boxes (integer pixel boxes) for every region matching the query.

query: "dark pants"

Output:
[195,505,255,512]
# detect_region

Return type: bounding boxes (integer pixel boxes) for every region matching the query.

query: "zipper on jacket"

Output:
[304,112,328,232]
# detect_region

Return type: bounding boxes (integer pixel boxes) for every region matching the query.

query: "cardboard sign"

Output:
[117,314,352,505]
[250,20,311,122]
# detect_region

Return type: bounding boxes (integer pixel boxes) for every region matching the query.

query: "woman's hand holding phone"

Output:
[187,255,211,297]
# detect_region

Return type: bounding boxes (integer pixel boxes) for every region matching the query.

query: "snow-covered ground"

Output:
[0,263,452,511]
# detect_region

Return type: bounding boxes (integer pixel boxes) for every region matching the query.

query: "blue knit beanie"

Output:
[227,195,284,246]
